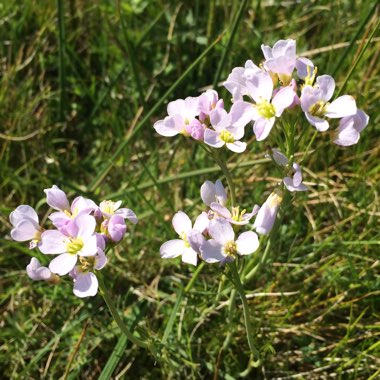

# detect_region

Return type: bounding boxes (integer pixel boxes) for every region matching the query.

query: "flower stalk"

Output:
[97,273,148,349]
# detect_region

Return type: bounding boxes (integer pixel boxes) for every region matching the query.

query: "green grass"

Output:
[1,0,380,378]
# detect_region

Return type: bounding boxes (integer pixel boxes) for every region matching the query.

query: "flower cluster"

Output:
[160,179,288,266]
[9,185,137,297]
[154,39,368,147]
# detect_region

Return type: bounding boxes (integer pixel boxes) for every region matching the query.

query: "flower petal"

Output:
[181,247,198,266]
[208,218,234,244]
[172,211,192,235]
[246,71,273,102]
[253,117,275,141]
[160,239,185,259]
[226,140,246,153]
[200,240,226,263]
[305,113,329,132]
[272,86,295,115]
[44,185,70,211]
[230,101,257,128]
[204,129,224,148]
[325,95,357,118]
[236,231,260,255]
[193,212,209,233]
[73,272,99,298]
[49,253,77,275]
[79,235,98,257]
[76,214,96,240]
[210,203,232,219]
[11,219,39,241]
[9,205,39,227]
[39,230,68,254]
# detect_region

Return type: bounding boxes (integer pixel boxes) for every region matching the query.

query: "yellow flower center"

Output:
[180,232,191,248]
[224,240,237,256]
[308,100,327,118]
[256,99,276,119]
[66,238,84,255]
[231,206,246,222]
[220,130,235,143]
[304,66,318,86]
[78,256,96,272]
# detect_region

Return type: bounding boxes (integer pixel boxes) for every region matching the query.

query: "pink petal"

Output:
[246,71,273,102]
[9,205,39,227]
[76,214,96,240]
[272,86,296,115]
[44,185,70,211]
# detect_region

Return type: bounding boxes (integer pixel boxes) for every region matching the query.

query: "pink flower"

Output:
[153,96,200,137]
[200,219,259,264]
[160,211,209,266]
[253,191,283,235]
[272,150,308,192]
[223,60,261,102]
[9,205,43,249]
[44,185,70,212]
[301,75,357,132]
[198,89,224,122]
[98,200,138,224]
[26,257,59,283]
[70,248,107,298]
[39,214,98,276]
[230,71,295,141]
[209,203,260,225]
[200,179,228,207]
[333,109,369,146]
[204,108,246,153]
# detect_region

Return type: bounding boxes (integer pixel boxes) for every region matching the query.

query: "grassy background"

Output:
[1,0,379,378]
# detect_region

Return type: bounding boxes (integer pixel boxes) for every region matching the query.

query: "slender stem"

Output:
[244,239,271,282]
[229,261,260,359]
[184,261,205,293]
[57,0,66,122]
[98,273,148,349]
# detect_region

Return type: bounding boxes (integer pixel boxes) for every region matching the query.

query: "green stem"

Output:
[229,261,260,359]
[244,239,271,282]
[98,273,148,349]
[184,261,205,293]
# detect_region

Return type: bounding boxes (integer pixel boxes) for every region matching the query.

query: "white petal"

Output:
[73,272,99,298]
[210,203,232,219]
[117,208,138,224]
[226,141,247,153]
[215,180,228,205]
[208,218,234,244]
[246,71,273,102]
[10,220,39,241]
[200,180,216,206]
[236,231,260,255]
[204,129,224,148]
[167,99,186,116]
[39,230,68,254]
[325,95,357,118]
[305,113,329,132]
[296,57,314,79]
[316,75,335,101]
[49,253,78,275]
[181,247,198,266]
[200,240,226,263]
[78,235,98,257]
[76,214,96,240]
[9,205,39,227]
[187,230,205,253]
[172,211,192,235]
[94,249,108,270]
[160,239,185,259]
[253,117,275,141]
[153,117,180,137]
[230,101,257,128]
[272,86,295,115]
[193,212,209,232]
